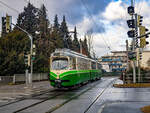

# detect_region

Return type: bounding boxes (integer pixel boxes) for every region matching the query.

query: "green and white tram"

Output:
[49,49,102,88]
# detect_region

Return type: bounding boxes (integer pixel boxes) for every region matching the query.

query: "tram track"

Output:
[11,79,104,113]
[0,88,55,108]
[83,78,117,113]
[45,79,110,113]
[0,78,114,113]
[14,80,101,113]
[13,91,65,113]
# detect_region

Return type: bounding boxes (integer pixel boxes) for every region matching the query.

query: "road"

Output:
[0,77,150,113]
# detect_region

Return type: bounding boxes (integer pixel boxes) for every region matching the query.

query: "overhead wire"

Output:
[137,0,144,15]
[0,1,20,14]
[80,0,112,50]
[80,0,112,51]
[0,0,20,23]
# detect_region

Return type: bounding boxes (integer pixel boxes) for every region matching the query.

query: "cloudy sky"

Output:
[0,0,150,57]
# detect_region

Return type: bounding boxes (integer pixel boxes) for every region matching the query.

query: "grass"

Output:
[113,83,150,88]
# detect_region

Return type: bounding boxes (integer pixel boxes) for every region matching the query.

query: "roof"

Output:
[51,49,99,63]
[111,51,127,53]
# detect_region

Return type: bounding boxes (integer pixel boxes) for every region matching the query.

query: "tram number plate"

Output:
[55,80,61,83]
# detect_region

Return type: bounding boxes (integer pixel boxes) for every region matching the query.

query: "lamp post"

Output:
[11,23,33,87]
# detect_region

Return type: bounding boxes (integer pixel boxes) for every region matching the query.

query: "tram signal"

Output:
[128,6,134,15]
[127,30,135,38]
[128,51,136,60]
[137,15,143,26]
[127,19,135,28]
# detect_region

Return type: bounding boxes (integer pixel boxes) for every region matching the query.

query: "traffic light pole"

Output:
[135,14,141,82]
[137,48,141,82]
[131,0,136,83]
[29,35,33,87]
[11,23,33,88]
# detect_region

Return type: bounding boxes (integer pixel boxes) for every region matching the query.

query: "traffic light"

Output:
[24,54,31,67]
[139,51,142,60]
[127,19,135,28]
[2,17,6,35]
[136,48,142,61]
[32,44,36,61]
[128,51,136,60]
[139,26,149,48]
[146,41,149,45]
[127,30,135,38]
[6,14,11,33]
[128,6,134,15]
[137,15,143,26]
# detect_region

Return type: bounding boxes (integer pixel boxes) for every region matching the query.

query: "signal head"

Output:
[128,6,134,15]
[127,30,135,38]
[146,41,149,45]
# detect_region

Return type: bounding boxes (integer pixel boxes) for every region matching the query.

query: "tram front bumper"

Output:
[50,79,70,88]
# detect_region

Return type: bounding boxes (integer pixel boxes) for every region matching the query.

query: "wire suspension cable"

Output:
[0,1,20,14]
[80,0,112,51]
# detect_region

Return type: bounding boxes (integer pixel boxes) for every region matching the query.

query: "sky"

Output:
[0,0,150,57]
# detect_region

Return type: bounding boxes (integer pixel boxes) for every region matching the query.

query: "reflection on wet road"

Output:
[0,77,149,113]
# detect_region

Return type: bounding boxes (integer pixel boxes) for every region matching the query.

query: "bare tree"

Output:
[86,30,95,58]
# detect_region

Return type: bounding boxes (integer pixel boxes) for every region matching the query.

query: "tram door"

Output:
[90,61,92,80]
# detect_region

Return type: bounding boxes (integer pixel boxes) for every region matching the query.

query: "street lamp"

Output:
[11,23,33,87]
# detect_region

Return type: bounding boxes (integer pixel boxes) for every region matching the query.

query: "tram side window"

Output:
[91,62,96,69]
[77,58,88,70]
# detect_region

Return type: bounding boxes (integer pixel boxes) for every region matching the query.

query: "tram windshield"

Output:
[51,57,68,70]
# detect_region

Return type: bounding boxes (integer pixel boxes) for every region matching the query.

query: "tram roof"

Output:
[51,49,99,62]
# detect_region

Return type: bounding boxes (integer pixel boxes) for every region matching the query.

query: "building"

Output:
[140,51,150,70]
[99,51,127,72]
[99,50,150,72]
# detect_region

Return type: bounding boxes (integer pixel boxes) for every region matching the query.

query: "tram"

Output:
[49,49,102,88]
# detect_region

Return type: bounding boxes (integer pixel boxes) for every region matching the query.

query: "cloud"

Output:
[101,0,128,22]
[76,16,105,36]
[1,0,150,57]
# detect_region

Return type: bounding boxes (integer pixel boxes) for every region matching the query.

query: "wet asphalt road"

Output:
[0,77,150,113]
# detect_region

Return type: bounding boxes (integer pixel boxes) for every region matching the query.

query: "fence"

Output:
[0,73,49,85]
[124,73,150,83]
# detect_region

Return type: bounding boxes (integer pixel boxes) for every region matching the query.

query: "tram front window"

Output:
[51,58,68,70]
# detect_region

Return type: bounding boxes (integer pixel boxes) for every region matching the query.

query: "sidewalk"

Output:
[0,81,52,102]
[100,79,150,113]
